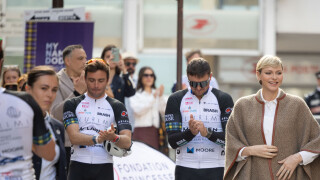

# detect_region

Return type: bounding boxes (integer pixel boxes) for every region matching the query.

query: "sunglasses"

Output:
[86,58,108,65]
[125,62,137,67]
[143,74,154,78]
[188,79,210,88]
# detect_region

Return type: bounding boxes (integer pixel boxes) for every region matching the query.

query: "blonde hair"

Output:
[256,55,283,73]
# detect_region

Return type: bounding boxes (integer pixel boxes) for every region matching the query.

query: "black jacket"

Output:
[304,89,320,115]
[111,73,136,104]
[32,116,67,180]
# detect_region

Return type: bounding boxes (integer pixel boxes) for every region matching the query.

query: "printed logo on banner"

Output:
[121,111,128,117]
[45,42,64,66]
[187,147,194,153]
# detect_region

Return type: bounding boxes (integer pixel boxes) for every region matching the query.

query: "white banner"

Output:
[113,141,175,180]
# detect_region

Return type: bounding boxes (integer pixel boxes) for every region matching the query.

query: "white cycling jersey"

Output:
[0,88,52,179]
[165,87,234,169]
[63,93,131,164]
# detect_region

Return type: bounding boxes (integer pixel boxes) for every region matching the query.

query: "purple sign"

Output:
[24,21,94,72]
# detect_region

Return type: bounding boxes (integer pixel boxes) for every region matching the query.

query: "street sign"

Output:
[24,7,85,21]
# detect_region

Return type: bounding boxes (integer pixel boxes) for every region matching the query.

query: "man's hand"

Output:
[98,123,117,142]
[196,121,207,137]
[276,153,302,180]
[188,114,199,135]
[73,71,87,94]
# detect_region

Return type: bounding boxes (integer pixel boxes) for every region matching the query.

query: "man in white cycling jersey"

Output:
[165,58,234,180]
[0,39,55,179]
[63,58,132,180]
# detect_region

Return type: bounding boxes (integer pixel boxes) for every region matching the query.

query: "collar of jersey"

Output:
[85,93,108,101]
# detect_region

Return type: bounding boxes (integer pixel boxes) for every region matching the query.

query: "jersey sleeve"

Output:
[20,92,52,145]
[208,90,234,145]
[165,91,195,149]
[63,98,79,129]
[108,97,132,132]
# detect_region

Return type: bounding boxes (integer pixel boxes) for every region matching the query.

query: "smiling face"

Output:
[257,65,283,93]
[26,75,59,113]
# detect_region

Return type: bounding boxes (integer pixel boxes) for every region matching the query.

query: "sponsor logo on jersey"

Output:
[185,102,193,105]
[185,97,193,100]
[97,112,110,117]
[2,146,23,153]
[195,148,215,153]
[6,106,21,118]
[221,150,225,156]
[79,126,100,133]
[165,114,174,122]
[177,149,181,154]
[82,105,89,108]
[121,111,128,117]
[203,108,218,113]
[225,107,232,114]
[117,119,130,125]
[0,156,24,166]
[187,147,194,153]
[63,111,75,119]
[177,139,186,146]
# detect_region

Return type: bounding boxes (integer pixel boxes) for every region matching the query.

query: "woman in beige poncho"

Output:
[224,55,320,180]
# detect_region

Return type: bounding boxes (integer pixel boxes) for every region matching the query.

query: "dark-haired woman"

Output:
[26,65,67,180]
[101,45,135,104]
[129,67,166,149]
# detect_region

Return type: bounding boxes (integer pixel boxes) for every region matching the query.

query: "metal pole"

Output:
[176,0,183,91]
[52,0,63,8]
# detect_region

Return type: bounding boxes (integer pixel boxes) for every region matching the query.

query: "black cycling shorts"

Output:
[175,165,224,180]
[68,161,114,180]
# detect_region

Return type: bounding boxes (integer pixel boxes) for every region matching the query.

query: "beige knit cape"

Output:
[224,89,320,180]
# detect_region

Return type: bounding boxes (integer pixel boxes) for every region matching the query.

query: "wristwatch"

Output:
[206,128,213,138]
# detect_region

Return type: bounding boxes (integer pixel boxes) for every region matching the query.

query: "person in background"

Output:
[304,71,320,115]
[171,49,219,92]
[123,52,139,131]
[224,55,320,180]
[26,66,67,180]
[18,73,28,91]
[1,65,21,90]
[101,45,135,104]
[129,67,166,149]
[50,44,87,173]
[0,39,56,180]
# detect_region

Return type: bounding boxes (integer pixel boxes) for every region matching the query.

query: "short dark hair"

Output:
[136,66,156,91]
[27,65,57,87]
[185,49,202,61]
[187,58,211,78]
[85,59,110,80]
[62,44,83,61]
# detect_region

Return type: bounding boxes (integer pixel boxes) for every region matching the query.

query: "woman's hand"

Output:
[276,153,302,180]
[242,145,278,158]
